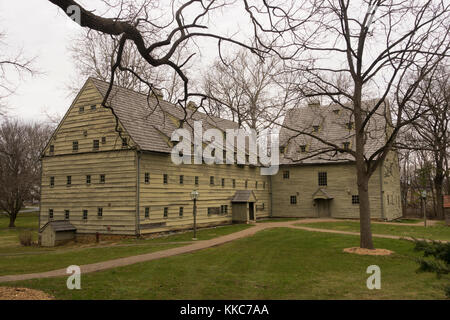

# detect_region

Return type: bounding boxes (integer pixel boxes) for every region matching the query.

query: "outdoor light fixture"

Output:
[190,190,199,240]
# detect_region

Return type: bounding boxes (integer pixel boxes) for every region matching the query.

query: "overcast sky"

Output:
[0,1,253,123]
[0,0,82,122]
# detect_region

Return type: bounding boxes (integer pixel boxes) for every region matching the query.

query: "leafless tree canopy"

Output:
[0,120,52,227]
[68,29,190,103]
[201,49,294,132]
[0,31,36,115]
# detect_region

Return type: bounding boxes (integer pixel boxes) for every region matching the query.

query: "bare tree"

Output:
[0,119,52,228]
[400,65,449,222]
[0,31,36,114]
[245,0,450,248]
[202,49,292,132]
[46,0,264,134]
[68,29,190,103]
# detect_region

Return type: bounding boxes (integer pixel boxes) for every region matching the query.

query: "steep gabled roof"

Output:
[89,78,239,153]
[279,100,390,165]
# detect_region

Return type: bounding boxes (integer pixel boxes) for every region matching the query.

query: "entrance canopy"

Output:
[312,188,334,200]
[231,190,257,203]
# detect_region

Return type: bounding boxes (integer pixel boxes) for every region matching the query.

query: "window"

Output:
[245,180,248,189]
[50,176,54,187]
[163,207,168,218]
[221,178,225,187]
[343,142,350,150]
[283,171,290,179]
[101,137,106,144]
[79,106,84,113]
[179,207,183,217]
[64,210,70,220]
[72,141,78,152]
[346,122,354,130]
[163,174,168,184]
[93,139,99,150]
[83,209,88,220]
[49,145,54,154]
[290,196,297,205]
[313,125,320,133]
[279,146,285,154]
[232,179,236,188]
[221,205,228,215]
[145,173,150,184]
[100,174,105,183]
[263,181,266,189]
[318,172,327,186]
[98,207,103,217]
[300,145,306,153]
[145,207,150,218]
[122,137,128,147]
[48,209,53,219]
[195,176,199,185]
[255,181,258,189]
[262,203,265,210]
[66,176,71,186]
[333,109,340,114]
[90,104,96,111]
[210,176,214,185]
[179,175,184,184]
[352,195,360,204]
[86,175,91,184]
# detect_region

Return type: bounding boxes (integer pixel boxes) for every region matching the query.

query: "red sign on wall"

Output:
[444,195,450,208]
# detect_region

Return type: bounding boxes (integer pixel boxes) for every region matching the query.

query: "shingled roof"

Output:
[89,78,239,154]
[279,100,390,165]
[40,220,76,232]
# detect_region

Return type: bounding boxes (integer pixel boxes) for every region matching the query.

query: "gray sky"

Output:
[0,1,252,123]
[0,0,79,122]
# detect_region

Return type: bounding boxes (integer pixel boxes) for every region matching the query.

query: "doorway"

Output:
[249,202,255,220]
[317,199,330,217]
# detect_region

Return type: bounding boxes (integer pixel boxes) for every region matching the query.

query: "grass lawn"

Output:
[5,227,448,299]
[297,221,450,241]
[0,212,251,276]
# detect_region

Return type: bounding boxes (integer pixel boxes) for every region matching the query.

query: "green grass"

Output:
[6,227,448,299]
[297,221,450,241]
[0,211,40,247]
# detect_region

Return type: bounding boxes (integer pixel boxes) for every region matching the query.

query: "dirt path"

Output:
[0,218,444,283]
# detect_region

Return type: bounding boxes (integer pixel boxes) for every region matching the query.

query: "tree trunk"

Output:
[8,213,17,228]
[357,170,374,249]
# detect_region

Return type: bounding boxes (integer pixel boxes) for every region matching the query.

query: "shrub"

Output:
[414,239,450,298]
[19,231,33,246]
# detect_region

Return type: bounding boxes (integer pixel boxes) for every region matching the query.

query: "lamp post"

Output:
[421,190,427,227]
[190,190,199,240]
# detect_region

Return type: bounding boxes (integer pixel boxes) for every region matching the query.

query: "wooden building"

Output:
[39,78,401,242]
